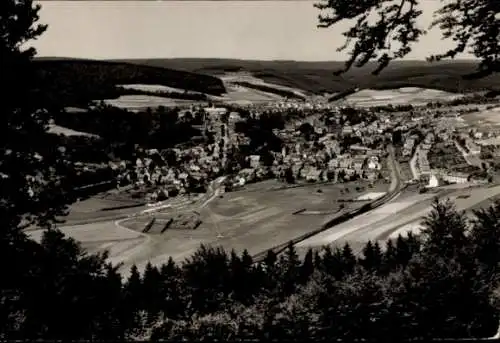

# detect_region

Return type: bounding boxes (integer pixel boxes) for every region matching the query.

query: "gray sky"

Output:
[33,0,474,61]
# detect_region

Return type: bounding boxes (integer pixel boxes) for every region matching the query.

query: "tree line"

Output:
[2,199,499,341]
[35,59,225,107]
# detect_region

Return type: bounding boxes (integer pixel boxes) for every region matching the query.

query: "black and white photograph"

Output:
[2,0,500,340]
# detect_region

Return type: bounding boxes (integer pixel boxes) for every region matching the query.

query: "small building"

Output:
[367,160,380,170]
[442,172,469,184]
[306,168,322,182]
[248,155,261,168]
[426,174,439,188]
[229,112,242,122]
[204,107,228,117]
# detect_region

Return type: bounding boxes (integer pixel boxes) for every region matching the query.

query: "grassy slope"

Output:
[34,58,226,106]
[116,58,500,94]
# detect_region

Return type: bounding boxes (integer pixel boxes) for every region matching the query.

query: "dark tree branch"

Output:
[316,0,500,77]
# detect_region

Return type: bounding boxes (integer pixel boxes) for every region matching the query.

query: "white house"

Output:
[248,155,261,168]
[426,174,439,188]
[204,107,228,117]
[442,172,469,184]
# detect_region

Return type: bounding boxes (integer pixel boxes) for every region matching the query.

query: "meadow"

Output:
[35,58,500,108]
[106,181,389,271]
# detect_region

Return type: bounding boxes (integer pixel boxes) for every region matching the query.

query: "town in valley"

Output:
[30,64,500,273]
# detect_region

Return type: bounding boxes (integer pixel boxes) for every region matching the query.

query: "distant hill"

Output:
[34,58,226,107]
[115,58,500,94]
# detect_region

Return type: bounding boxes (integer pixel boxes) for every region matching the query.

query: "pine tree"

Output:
[406,231,422,256]
[299,248,315,284]
[0,1,121,339]
[403,199,499,338]
[92,264,126,340]
[471,200,500,274]
[19,230,116,340]
[123,265,143,331]
[395,234,413,268]
[360,241,374,271]
[421,199,470,260]
[0,1,72,336]
[241,249,253,267]
[321,246,345,280]
[159,257,185,320]
[382,239,398,274]
[182,245,230,314]
[320,245,334,274]
[360,241,383,273]
[313,250,323,271]
[278,242,301,297]
[229,249,244,301]
[231,249,257,304]
[1,0,75,235]
[262,249,279,292]
[143,262,162,320]
[341,243,357,275]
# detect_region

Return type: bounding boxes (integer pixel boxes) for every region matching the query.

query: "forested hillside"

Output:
[34,59,226,107]
[122,58,500,94]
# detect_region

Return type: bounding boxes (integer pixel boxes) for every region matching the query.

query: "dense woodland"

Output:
[34,59,225,107]
[126,59,500,95]
[53,105,202,152]
[2,199,500,341]
[34,58,500,107]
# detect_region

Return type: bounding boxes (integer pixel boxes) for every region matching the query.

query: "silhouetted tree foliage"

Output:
[315,0,500,77]
[298,122,315,140]
[233,112,284,156]
[3,1,500,341]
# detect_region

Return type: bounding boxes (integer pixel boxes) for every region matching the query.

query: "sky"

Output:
[33,0,475,61]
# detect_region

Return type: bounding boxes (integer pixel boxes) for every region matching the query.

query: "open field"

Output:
[344,87,462,107]
[297,184,500,255]
[70,197,141,213]
[47,180,386,273]
[103,95,202,110]
[220,73,310,98]
[123,58,500,94]
[34,58,225,107]
[119,83,204,95]
[55,196,148,226]
[212,83,284,104]
[59,191,204,226]
[27,220,146,263]
[47,124,99,138]
[462,107,500,126]
[477,136,500,146]
[37,58,500,107]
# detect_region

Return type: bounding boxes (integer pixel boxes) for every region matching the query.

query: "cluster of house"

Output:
[114,141,225,201]
[402,136,418,158]
[112,99,500,200]
[405,115,500,188]
[410,133,435,177]
[223,109,391,189]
